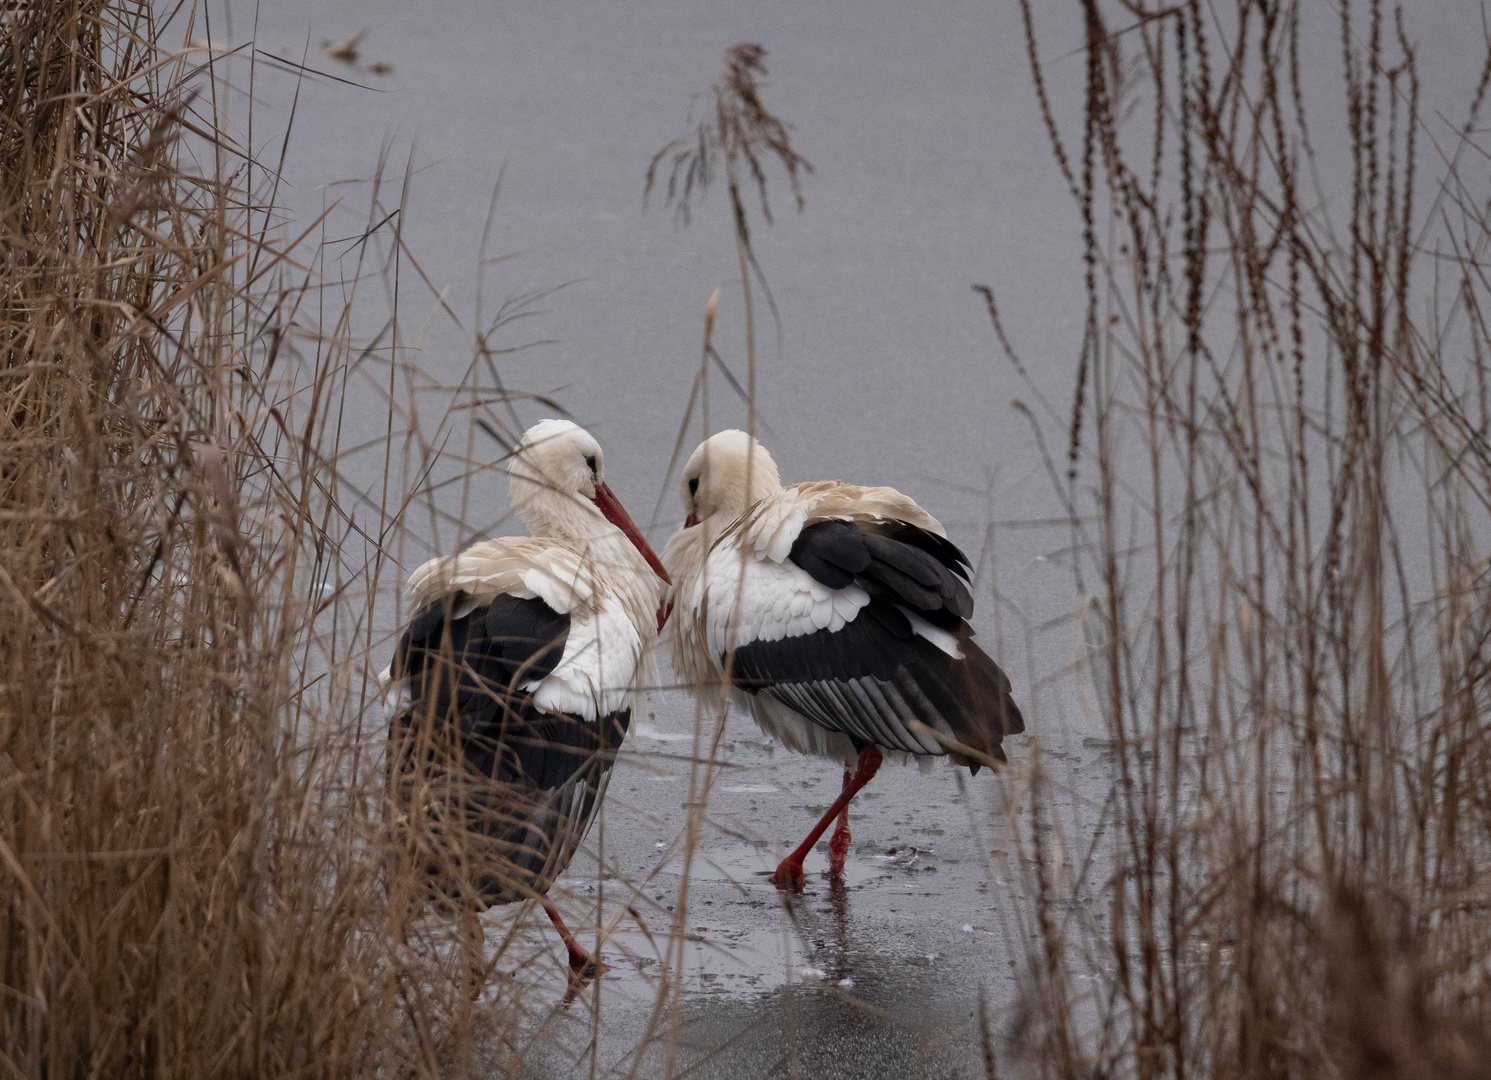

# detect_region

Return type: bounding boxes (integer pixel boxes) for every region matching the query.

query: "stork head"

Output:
[509,419,670,583]
[679,429,782,533]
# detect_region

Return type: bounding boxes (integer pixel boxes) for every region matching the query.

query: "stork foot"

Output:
[543,897,609,982]
[771,856,806,892]
[565,944,612,981]
[774,748,882,892]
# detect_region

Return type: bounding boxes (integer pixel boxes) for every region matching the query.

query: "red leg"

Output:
[773,745,883,892]
[828,769,853,876]
[542,897,610,979]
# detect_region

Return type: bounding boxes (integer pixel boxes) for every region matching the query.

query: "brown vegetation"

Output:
[6,1,1491,1076]
[995,1,1491,1076]
[0,2,571,1074]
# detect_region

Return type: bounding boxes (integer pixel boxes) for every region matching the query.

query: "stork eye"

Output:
[687,477,699,498]
[585,455,598,475]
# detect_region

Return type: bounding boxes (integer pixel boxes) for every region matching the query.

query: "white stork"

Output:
[382,419,670,978]
[662,430,1023,891]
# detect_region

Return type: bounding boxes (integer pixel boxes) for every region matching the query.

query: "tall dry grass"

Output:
[996,1,1491,1076]
[0,2,590,1074]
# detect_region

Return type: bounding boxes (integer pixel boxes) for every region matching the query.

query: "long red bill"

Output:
[592,482,672,585]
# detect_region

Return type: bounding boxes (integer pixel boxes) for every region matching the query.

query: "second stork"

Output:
[662,430,1024,891]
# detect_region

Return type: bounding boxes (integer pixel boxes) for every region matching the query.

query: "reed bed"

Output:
[0,2,590,1074]
[998,1,1491,1076]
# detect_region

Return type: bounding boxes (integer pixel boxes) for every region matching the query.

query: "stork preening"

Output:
[662,430,1024,891]
[381,420,669,978]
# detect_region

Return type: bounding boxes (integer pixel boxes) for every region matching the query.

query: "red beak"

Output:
[592,482,671,585]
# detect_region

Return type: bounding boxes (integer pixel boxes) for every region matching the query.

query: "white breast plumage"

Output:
[530,590,644,720]
[700,542,868,659]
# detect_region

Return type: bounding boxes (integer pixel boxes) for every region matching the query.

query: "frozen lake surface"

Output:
[212,0,1488,1073]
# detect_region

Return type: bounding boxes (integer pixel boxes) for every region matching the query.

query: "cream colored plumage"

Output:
[663,431,946,723]
[661,429,779,692]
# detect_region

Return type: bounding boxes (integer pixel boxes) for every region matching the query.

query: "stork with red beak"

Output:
[382,419,670,979]
[661,430,1024,891]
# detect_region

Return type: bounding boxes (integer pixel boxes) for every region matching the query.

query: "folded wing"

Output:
[718,515,1023,768]
[386,587,633,906]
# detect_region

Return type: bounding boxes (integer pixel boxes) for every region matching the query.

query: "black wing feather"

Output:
[791,519,872,572]
[793,519,975,624]
[865,522,973,582]
[789,547,856,589]
[729,518,1024,768]
[484,592,569,682]
[862,532,943,587]
[385,592,633,909]
[861,553,945,612]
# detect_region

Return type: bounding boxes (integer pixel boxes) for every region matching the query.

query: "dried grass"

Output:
[996,2,1491,1076]
[10,2,1491,1077]
[0,2,575,1074]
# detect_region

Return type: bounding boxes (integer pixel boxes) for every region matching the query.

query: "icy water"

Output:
[215,0,1486,1074]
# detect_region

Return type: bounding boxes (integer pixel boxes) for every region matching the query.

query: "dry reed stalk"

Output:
[997,2,1491,1077]
[647,42,811,448]
[639,48,819,1077]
